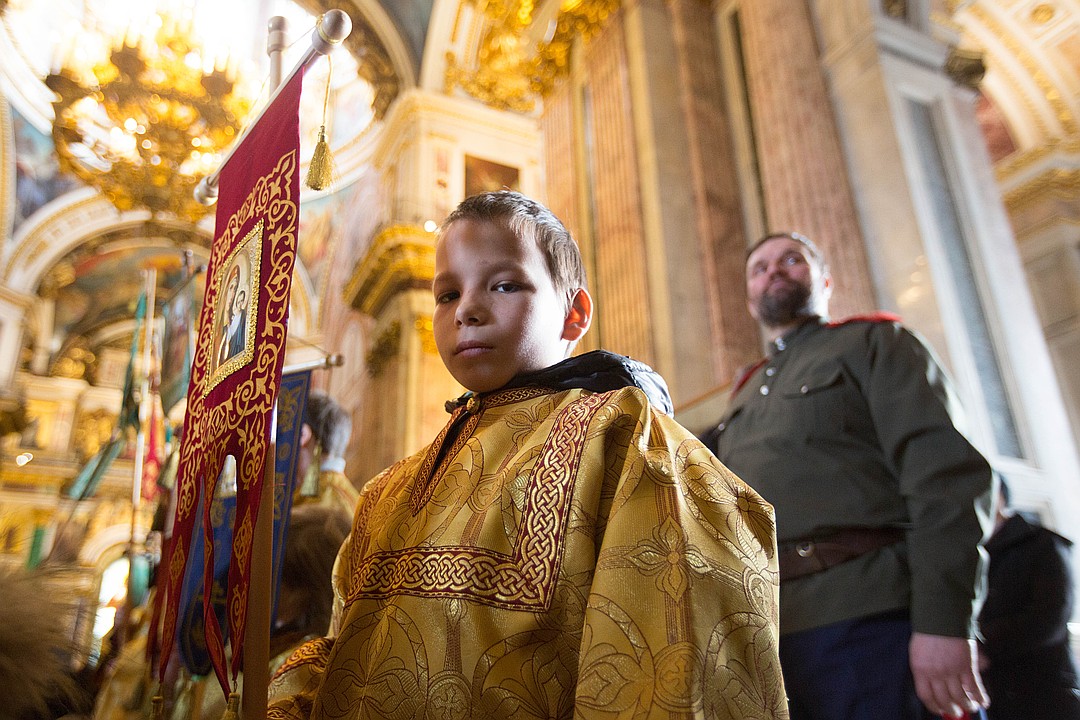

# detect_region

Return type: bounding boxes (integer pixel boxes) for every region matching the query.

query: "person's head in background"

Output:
[744,231,832,342]
[274,504,352,642]
[432,190,593,393]
[299,390,352,473]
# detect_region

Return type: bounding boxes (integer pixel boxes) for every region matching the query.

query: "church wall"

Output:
[1004,155,1080,467]
[540,1,762,413]
[579,9,656,372]
[663,0,760,396]
[794,0,1080,534]
[810,5,956,362]
[736,0,877,321]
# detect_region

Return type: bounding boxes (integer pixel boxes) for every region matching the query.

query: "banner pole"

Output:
[127,268,156,588]
[194,9,351,206]
[282,353,344,376]
[239,15,289,719]
[241,433,276,720]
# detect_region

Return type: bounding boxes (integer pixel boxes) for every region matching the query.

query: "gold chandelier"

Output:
[45,15,253,222]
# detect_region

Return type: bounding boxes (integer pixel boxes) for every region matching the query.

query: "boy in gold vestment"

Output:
[268,191,788,719]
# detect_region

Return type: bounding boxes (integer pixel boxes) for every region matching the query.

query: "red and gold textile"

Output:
[160,69,305,698]
[268,386,788,719]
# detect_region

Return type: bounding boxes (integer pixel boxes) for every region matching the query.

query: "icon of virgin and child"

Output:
[213,251,253,371]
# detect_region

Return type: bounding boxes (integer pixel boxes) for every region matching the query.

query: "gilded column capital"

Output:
[344,224,436,318]
[444,0,621,111]
[944,46,986,90]
[1003,167,1080,214]
[883,0,907,19]
[365,320,401,377]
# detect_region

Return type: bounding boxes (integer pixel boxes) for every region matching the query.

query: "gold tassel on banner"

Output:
[149,695,164,720]
[305,52,336,191]
[220,691,241,720]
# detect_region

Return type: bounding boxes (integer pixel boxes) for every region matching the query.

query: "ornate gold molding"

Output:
[1003,167,1080,214]
[0,468,68,492]
[73,407,117,458]
[445,0,621,113]
[995,137,1080,180]
[945,47,985,90]
[365,320,401,377]
[1030,4,1055,25]
[3,196,102,283]
[343,224,436,318]
[967,3,1077,136]
[883,0,907,20]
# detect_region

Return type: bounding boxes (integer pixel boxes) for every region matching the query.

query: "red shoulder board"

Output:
[731,358,767,395]
[827,312,902,327]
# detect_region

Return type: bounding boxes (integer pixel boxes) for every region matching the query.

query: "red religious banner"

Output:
[159,68,305,699]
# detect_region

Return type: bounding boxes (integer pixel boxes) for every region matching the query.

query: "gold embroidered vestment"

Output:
[268,385,788,719]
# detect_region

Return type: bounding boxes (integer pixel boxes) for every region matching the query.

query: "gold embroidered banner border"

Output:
[160,69,305,698]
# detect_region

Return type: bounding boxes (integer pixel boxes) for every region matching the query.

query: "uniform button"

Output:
[775,338,786,351]
[760,385,769,395]
[765,367,776,377]
[800,385,809,394]
[716,422,726,432]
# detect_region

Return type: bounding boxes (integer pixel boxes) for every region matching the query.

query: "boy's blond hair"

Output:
[441,190,588,308]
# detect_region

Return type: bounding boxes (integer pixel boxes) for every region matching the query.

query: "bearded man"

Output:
[702,232,994,720]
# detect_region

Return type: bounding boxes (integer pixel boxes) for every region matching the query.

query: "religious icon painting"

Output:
[464,154,519,196]
[207,220,262,386]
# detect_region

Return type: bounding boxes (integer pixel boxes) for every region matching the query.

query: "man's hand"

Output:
[909,632,989,718]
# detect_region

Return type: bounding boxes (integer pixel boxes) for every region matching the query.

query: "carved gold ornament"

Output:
[446,0,621,113]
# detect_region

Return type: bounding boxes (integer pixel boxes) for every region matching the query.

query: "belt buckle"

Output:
[796,541,815,558]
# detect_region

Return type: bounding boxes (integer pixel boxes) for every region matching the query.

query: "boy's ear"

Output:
[561,288,593,342]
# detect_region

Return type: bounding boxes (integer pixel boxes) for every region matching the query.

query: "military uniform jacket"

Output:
[268,352,788,719]
[703,317,992,638]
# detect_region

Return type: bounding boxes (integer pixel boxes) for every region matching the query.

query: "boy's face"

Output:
[433,219,584,393]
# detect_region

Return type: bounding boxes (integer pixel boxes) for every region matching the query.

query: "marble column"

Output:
[737,0,877,317]
[541,0,761,414]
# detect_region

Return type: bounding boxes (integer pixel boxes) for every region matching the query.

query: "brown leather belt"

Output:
[778,527,905,581]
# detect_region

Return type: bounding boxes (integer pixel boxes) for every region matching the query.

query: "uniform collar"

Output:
[770,316,827,355]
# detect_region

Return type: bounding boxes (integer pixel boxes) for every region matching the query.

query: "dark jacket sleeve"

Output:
[863,323,993,637]
[980,528,1074,657]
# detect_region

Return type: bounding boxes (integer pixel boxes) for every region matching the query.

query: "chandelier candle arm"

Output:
[193,9,351,206]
